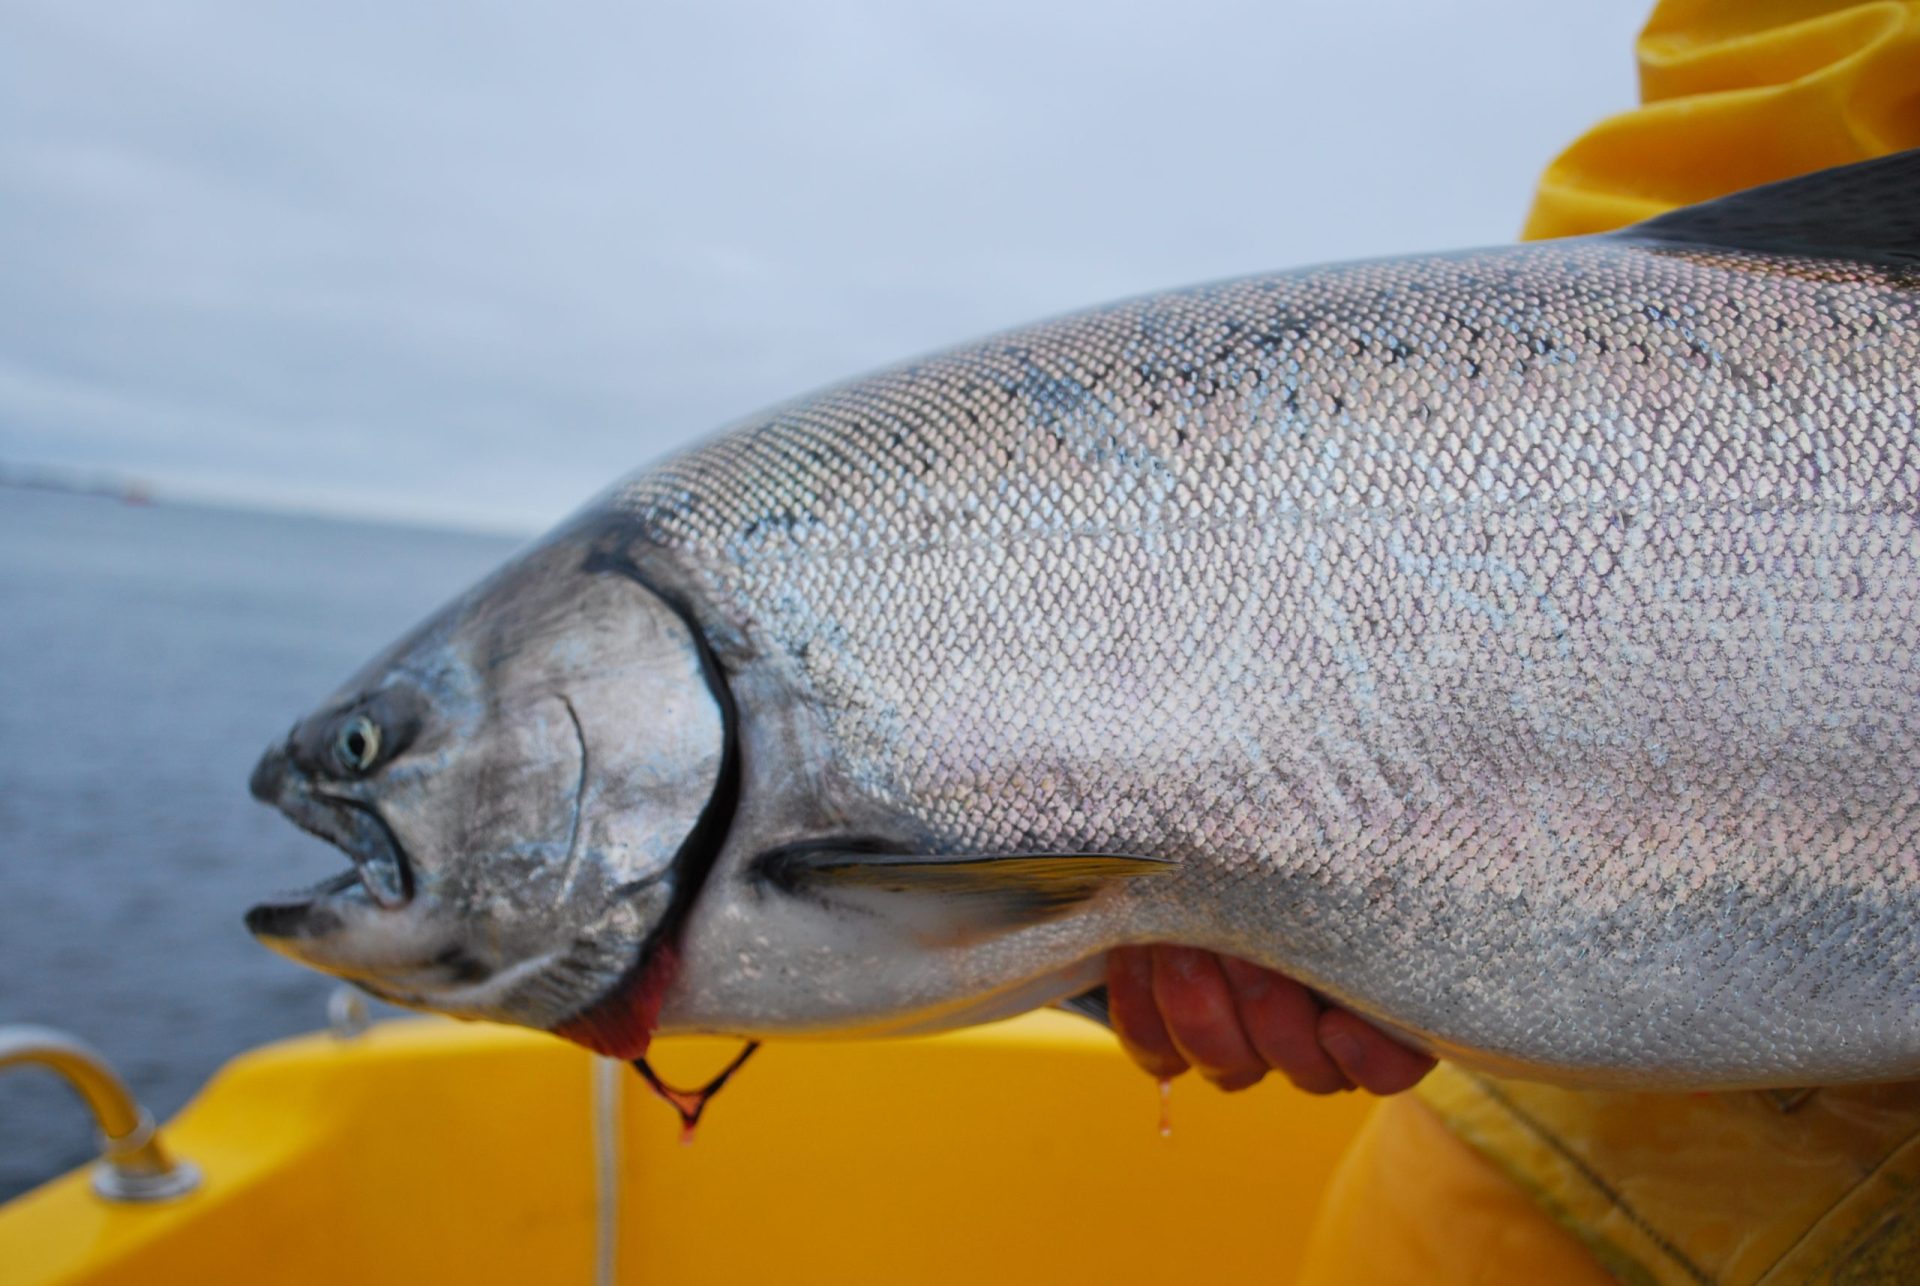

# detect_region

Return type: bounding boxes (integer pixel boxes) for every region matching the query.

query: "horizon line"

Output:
[0,459,546,540]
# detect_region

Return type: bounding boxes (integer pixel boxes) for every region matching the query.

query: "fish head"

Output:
[245,539,726,1046]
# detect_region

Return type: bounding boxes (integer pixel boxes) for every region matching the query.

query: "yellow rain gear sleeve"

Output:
[1300,4,1920,1282]
[1526,0,1920,240]
[1401,1073,1920,1284]
[1296,1092,1618,1284]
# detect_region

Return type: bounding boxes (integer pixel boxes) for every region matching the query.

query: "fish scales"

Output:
[246,155,1920,1090]
[613,238,1920,1087]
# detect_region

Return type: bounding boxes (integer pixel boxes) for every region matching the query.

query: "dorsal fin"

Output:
[1614,149,1920,268]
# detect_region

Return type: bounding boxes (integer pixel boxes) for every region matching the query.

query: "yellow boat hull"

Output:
[1,1011,1371,1284]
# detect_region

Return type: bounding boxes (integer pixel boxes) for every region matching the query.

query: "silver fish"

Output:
[250,152,1920,1090]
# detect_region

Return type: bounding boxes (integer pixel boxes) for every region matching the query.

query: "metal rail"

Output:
[0,1024,200,1202]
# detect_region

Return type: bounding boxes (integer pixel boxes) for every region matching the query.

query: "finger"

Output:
[1105,946,1189,1080]
[1217,956,1354,1095]
[1317,1006,1437,1096]
[1150,946,1267,1091]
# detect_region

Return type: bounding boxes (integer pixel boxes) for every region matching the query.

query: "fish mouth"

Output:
[246,746,415,930]
[244,869,363,938]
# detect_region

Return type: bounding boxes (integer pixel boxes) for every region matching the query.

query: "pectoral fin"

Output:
[762,843,1175,937]
[1056,985,1113,1029]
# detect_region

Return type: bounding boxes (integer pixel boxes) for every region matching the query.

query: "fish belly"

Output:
[623,237,1920,1087]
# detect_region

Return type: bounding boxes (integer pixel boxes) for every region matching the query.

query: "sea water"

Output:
[0,488,523,1199]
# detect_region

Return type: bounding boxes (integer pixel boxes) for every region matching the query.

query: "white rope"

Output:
[591,1055,623,1286]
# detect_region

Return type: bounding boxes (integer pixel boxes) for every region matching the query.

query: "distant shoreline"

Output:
[0,463,535,542]
[0,462,149,505]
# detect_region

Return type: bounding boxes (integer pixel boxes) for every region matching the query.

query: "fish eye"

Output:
[332,714,382,775]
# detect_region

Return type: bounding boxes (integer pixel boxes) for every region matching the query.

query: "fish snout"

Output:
[249,741,293,804]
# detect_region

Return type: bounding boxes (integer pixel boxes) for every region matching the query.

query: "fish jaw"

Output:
[243,738,578,1019]
[244,875,453,999]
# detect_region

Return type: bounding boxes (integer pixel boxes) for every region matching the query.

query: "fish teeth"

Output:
[357,849,408,909]
[266,869,359,903]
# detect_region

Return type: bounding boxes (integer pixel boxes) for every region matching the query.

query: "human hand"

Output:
[1106,946,1435,1096]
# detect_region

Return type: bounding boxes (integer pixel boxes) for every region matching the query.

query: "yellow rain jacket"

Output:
[1301,4,1920,1282]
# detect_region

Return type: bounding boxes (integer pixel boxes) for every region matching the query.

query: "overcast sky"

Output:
[0,2,1649,533]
